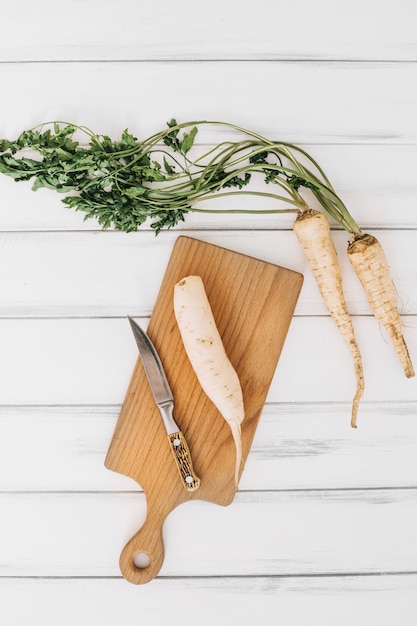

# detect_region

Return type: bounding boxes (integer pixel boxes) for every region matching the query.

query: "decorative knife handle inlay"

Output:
[168,431,201,491]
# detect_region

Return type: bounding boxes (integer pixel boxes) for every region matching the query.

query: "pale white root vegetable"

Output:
[347,234,414,378]
[174,275,245,487]
[293,209,365,428]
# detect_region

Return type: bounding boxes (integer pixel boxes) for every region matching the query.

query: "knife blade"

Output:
[128,316,200,492]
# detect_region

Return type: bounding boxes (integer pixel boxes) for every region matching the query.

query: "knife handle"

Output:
[168,431,201,491]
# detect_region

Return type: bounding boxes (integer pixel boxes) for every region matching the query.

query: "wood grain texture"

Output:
[0,575,416,626]
[1,402,417,492]
[105,236,302,582]
[1,0,416,619]
[1,0,416,61]
[1,490,417,577]
[0,316,416,406]
[0,63,416,143]
[0,230,415,318]
[2,144,417,232]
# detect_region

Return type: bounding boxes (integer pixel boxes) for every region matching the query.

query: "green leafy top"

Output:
[0,119,362,237]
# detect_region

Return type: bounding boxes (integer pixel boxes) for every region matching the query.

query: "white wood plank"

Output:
[0,63,416,143]
[0,230,415,317]
[1,0,415,615]
[1,403,417,492]
[1,0,416,61]
[1,144,417,231]
[248,403,417,489]
[0,316,415,405]
[1,489,416,577]
[1,575,416,626]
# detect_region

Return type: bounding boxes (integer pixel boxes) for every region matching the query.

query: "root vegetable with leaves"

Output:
[292,208,364,428]
[0,119,413,426]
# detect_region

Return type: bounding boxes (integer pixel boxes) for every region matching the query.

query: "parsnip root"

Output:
[293,209,365,427]
[347,234,414,378]
[174,275,245,487]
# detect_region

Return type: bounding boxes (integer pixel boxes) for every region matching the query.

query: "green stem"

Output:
[188,206,299,215]
[191,190,302,208]
[1,118,364,237]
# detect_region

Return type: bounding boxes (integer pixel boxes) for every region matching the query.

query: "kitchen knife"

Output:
[128,316,201,492]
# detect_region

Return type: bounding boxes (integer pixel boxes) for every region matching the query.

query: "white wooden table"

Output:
[1,2,417,623]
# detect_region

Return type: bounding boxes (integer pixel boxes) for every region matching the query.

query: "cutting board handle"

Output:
[119,499,169,584]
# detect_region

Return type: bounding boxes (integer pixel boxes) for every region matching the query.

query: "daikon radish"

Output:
[174,275,244,487]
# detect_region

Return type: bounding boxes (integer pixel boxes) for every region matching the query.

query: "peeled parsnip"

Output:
[174,275,245,488]
[347,234,414,379]
[293,209,365,427]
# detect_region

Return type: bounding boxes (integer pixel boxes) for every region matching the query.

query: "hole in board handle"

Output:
[133,552,151,570]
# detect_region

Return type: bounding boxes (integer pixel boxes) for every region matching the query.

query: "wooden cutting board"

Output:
[105,235,303,584]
